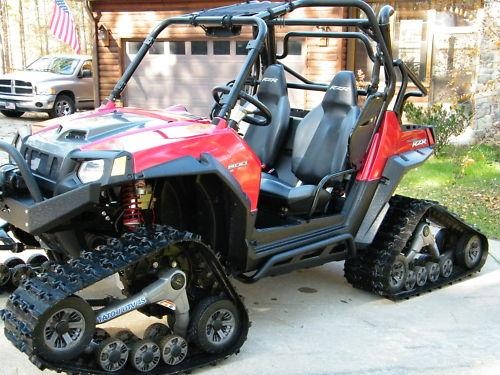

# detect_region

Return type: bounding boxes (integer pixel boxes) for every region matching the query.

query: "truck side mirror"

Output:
[80,69,92,78]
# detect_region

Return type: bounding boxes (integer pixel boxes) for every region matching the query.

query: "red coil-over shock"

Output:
[122,181,143,227]
[122,180,154,228]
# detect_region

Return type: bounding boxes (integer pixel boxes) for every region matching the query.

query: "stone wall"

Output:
[473,0,500,144]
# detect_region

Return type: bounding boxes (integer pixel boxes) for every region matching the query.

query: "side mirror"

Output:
[80,69,92,78]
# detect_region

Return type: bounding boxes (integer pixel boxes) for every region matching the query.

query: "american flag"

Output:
[49,0,81,53]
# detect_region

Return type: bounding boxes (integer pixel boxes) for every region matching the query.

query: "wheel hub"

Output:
[143,350,154,363]
[108,350,121,363]
[465,238,481,266]
[441,258,453,278]
[206,308,235,345]
[212,319,223,331]
[415,266,428,287]
[160,335,188,366]
[170,344,182,357]
[388,256,407,292]
[404,270,417,291]
[55,321,69,335]
[43,308,85,350]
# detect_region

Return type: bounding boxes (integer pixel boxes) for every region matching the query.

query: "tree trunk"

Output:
[18,0,26,67]
[34,0,44,57]
[0,1,12,73]
[42,0,49,54]
[80,1,88,54]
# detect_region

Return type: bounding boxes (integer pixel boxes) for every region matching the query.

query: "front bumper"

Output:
[0,183,100,235]
[0,140,134,236]
[0,94,55,111]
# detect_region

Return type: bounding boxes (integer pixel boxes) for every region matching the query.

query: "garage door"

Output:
[124,39,306,116]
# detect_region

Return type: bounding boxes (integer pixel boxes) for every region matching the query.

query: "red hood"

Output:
[32,105,216,154]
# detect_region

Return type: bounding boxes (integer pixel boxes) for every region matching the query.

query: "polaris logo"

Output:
[329,85,350,92]
[262,78,278,83]
[96,296,147,324]
[411,139,427,147]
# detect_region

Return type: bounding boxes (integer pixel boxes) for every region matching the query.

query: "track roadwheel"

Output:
[404,270,417,291]
[426,262,440,283]
[456,234,484,269]
[144,323,171,341]
[414,266,428,287]
[129,340,161,372]
[115,329,135,343]
[440,253,454,278]
[0,263,11,286]
[4,257,25,269]
[11,264,34,287]
[189,296,240,354]
[160,334,188,365]
[387,255,408,293]
[84,327,110,355]
[96,337,129,372]
[27,254,49,268]
[33,296,95,362]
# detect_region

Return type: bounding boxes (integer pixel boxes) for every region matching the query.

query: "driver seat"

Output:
[259,71,360,216]
[244,64,291,169]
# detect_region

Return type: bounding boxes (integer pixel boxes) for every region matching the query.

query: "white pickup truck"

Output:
[0,55,94,118]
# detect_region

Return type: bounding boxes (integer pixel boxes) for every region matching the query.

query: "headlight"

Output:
[34,86,56,95]
[77,159,105,183]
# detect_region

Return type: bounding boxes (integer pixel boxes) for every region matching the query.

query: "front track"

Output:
[1,225,249,374]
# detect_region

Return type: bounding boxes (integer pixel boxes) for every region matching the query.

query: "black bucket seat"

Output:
[259,71,361,215]
[244,64,291,169]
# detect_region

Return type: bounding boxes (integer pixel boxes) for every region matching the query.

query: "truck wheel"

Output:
[33,296,95,362]
[1,110,24,118]
[188,296,240,354]
[49,94,75,118]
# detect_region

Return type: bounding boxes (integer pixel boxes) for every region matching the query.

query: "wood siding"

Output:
[89,1,346,106]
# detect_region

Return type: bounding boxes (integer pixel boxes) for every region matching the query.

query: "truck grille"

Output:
[0,79,33,96]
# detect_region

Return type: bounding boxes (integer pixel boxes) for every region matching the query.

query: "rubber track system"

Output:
[0,225,249,374]
[345,195,489,300]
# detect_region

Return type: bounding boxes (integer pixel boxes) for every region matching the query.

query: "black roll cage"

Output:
[108,0,426,125]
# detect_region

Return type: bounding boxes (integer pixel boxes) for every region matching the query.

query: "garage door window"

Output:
[191,41,208,55]
[236,41,249,55]
[288,40,302,55]
[149,42,165,55]
[169,41,185,55]
[214,41,230,55]
[127,42,143,55]
[124,38,306,114]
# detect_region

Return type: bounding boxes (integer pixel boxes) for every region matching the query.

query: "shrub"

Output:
[403,102,472,155]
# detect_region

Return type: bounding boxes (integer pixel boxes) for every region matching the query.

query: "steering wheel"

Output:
[212,86,272,126]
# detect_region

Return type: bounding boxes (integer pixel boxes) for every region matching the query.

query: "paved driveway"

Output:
[0,243,499,375]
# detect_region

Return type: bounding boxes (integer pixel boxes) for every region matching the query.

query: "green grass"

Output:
[396,145,500,239]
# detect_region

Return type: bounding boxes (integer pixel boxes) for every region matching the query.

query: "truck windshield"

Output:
[26,57,79,75]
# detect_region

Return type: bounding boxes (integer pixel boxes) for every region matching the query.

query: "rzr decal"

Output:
[227,160,248,171]
[411,139,427,147]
